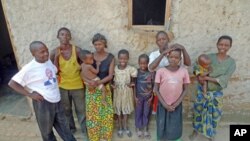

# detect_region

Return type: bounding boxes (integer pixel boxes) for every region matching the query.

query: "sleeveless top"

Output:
[93,53,114,84]
[58,45,83,89]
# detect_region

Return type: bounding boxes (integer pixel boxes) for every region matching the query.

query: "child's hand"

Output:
[89,80,98,87]
[164,104,175,112]
[135,97,140,105]
[127,83,135,88]
[111,84,116,89]
[96,61,101,66]
[102,99,107,106]
[147,95,153,105]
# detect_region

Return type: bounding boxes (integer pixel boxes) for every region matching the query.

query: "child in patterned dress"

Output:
[113,49,137,138]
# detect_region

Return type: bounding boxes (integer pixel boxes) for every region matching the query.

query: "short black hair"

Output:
[217,35,232,46]
[118,49,129,58]
[156,31,169,41]
[138,54,149,63]
[57,27,71,37]
[29,41,46,52]
[92,33,107,48]
[169,47,182,55]
[80,50,92,60]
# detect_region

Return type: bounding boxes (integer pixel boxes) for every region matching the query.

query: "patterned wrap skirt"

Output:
[192,85,223,138]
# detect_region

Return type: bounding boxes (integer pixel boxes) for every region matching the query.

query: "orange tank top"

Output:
[58,45,83,89]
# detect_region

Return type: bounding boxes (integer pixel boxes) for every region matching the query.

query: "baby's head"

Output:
[80,50,94,65]
[198,54,211,69]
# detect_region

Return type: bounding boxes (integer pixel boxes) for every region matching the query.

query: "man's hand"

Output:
[29,91,44,102]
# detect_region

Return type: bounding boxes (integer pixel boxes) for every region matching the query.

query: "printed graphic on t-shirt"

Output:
[137,71,153,95]
[44,68,56,86]
[167,77,179,84]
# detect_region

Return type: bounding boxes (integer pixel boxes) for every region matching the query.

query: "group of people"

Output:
[8,27,236,141]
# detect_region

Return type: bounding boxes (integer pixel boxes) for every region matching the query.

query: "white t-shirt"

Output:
[12,59,60,103]
[148,50,169,72]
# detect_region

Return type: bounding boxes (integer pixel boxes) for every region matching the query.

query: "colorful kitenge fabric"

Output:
[86,85,113,141]
[192,85,223,138]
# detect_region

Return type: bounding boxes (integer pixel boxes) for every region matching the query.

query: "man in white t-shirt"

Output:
[8,41,76,141]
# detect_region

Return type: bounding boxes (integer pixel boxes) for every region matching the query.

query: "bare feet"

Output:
[208,137,215,141]
[189,131,198,141]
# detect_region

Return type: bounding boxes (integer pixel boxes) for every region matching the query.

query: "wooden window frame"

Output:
[128,0,172,31]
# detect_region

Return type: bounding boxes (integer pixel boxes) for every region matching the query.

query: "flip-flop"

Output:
[144,131,151,140]
[117,129,123,138]
[136,130,143,138]
[125,129,132,137]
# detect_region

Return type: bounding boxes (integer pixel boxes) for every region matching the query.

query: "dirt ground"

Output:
[0,114,231,141]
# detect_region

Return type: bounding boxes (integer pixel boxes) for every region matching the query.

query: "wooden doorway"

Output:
[0,1,18,85]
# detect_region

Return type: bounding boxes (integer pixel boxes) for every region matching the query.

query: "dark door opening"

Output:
[0,1,18,85]
[0,2,32,118]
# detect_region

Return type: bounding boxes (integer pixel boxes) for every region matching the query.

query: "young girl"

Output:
[135,54,154,139]
[113,49,137,138]
[154,47,190,141]
[148,31,191,114]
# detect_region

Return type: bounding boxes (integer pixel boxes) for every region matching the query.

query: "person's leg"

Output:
[123,114,132,137]
[117,114,123,137]
[135,96,143,137]
[143,96,152,139]
[86,86,103,141]
[189,130,198,141]
[70,88,87,133]
[99,85,113,141]
[53,101,76,141]
[59,88,76,132]
[156,102,166,140]
[33,100,56,141]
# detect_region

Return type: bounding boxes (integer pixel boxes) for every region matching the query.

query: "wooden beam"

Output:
[1,0,20,69]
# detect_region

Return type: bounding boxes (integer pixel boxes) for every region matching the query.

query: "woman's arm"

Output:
[171,43,191,66]
[98,57,115,84]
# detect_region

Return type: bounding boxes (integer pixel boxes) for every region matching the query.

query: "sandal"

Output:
[117,129,123,138]
[136,130,143,138]
[144,131,151,140]
[125,129,132,137]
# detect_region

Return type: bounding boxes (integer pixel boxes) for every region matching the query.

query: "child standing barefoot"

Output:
[135,54,154,139]
[154,48,190,141]
[113,49,137,138]
[79,50,107,105]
